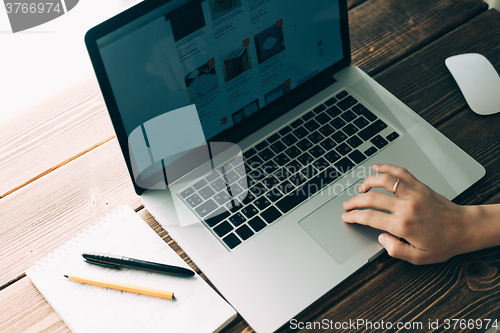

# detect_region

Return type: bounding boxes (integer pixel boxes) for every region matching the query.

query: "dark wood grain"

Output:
[374,8,500,127]
[351,0,487,76]
[297,247,500,333]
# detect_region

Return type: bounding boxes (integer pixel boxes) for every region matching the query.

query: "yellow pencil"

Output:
[64,275,174,300]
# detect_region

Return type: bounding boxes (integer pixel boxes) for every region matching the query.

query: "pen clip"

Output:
[84,259,122,269]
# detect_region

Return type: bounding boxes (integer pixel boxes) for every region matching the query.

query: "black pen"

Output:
[82,252,195,277]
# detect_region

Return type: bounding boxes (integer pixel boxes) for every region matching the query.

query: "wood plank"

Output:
[0,0,486,201]
[0,76,113,198]
[351,0,488,76]
[373,8,500,126]
[305,247,500,332]
[0,139,141,288]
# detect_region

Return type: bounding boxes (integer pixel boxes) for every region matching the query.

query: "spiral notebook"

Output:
[26,206,237,333]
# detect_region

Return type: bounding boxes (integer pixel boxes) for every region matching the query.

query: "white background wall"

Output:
[0,0,138,122]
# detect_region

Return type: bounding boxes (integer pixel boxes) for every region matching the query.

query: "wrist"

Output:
[461,204,500,253]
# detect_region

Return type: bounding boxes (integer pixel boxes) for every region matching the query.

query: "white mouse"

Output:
[445,53,500,115]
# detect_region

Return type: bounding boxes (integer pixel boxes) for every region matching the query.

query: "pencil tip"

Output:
[64,275,68,278]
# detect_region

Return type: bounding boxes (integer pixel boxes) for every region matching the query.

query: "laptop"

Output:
[85,0,485,331]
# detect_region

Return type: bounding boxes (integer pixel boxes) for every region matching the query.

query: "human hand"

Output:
[342,164,476,265]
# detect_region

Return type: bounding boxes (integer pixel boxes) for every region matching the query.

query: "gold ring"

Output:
[393,178,400,195]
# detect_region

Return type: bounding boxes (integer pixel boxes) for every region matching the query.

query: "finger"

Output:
[343,191,398,212]
[378,233,425,265]
[372,164,419,187]
[342,209,396,233]
[358,173,409,196]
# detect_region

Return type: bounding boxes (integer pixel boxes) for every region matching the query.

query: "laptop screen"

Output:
[88,0,348,193]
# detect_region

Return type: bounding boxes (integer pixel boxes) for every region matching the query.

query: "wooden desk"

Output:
[1,0,500,332]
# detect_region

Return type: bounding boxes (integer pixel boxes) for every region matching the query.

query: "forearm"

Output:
[463,204,500,253]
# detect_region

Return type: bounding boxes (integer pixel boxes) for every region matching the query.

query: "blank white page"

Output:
[27,206,236,333]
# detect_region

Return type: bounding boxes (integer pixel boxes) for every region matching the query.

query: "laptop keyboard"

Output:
[178,90,400,250]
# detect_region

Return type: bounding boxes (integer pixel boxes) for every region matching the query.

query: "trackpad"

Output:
[299,181,383,265]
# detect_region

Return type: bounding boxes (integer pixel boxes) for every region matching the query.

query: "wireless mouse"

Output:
[445,53,500,115]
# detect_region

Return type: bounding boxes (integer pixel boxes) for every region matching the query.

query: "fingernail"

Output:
[358,185,364,193]
[373,164,379,170]
[342,213,348,220]
[378,234,387,246]
[343,201,348,208]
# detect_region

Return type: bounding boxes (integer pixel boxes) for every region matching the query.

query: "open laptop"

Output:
[85,0,485,331]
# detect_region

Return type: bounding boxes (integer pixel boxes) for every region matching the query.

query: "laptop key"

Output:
[193,179,207,190]
[301,111,315,121]
[263,176,279,189]
[279,125,292,136]
[186,194,203,208]
[276,167,341,213]
[293,127,309,139]
[246,155,263,168]
[270,140,287,153]
[258,148,275,161]
[199,186,215,200]
[275,153,291,166]
[335,90,348,99]
[348,150,366,164]
[324,96,337,107]
[285,160,302,175]
[265,188,283,202]
[341,110,357,122]
[255,141,268,150]
[290,118,304,128]
[324,151,341,163]
[334,157,356,174]
[206,171,219,182]
[358,120,388,141]
[230,201,243,213]
[386,131,399,141]
[225,170,239,184]
[275,167,291,181]
[326,105,342,118]
[214,221,233,237]
[310,145,326,158]
[223,233,241,249]
[261,206,282,224]
[254,197,271,210]
[248,216,266,232]
[319,124,335,136]
[285,146,301,159]
[239,192,255,205]
[297,138,313,151]
[298,152,314,166]
[313,104,327,113]
[313,158,330,172]
[204,206,230,227]
[352,104,377,121]
[280,180,295,194]
[315,112,331,125]
[332,131,348,143]
[211,178,226,191]
[229,213,246,227]
[290,173,307,186]
[213,192,231,206]
[342,123,358,136]
[262,160,278,175]
[320,138,337,151]
[371,135,389,149]
[267,133,280,143]
[364,146,378,156]
[241,204,258,219]
[337,96,358,110]
[335,143,352,156]
[347,135,363,148]
[353,116,369,129]
[304,119,320,132]
[331,117,346,129]
[307,131,324,144]
[180,187,194,198]
[243,148,256,159]
[196,199,218,218]
[235,225,254,241]
[282,133,298,146]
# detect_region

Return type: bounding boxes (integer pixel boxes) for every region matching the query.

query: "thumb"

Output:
[378,234,423,265]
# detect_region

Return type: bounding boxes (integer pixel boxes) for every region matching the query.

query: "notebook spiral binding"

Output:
[28,206,128,273]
